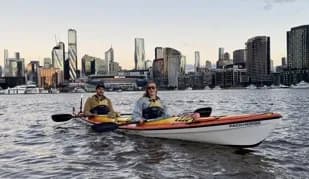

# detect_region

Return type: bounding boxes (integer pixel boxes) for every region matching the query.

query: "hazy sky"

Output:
[0,0,308,69]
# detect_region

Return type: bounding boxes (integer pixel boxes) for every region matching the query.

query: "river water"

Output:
[0,89,308,178]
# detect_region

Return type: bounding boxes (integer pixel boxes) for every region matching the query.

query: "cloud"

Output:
[264,0,296,10]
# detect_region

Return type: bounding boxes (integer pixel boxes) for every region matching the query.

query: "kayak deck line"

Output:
[119,112,281,130]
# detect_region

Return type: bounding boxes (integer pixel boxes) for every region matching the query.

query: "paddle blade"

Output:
[91,122,119,132]
[51,114,73,122]
[194,107,212,117]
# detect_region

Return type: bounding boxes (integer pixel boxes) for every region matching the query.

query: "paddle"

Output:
[51,114,76,122]
[91,107,212,133]
[91,121,140,132]
[194,107,212,117]
[51,107,212,122]
[51,113,133,122]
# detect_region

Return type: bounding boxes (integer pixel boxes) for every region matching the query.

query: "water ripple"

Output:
[0,90,308,178]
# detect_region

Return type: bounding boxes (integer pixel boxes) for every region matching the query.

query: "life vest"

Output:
[90,96,110,115]
[142,98,164,119]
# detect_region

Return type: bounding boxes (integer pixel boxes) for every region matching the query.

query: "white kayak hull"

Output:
[119,118,281,147]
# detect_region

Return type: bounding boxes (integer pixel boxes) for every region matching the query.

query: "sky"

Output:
[0,0,308,69]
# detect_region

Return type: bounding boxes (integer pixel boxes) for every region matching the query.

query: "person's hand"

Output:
[107,111,117,118]
[137,119,145,125]
[191,112,200,120]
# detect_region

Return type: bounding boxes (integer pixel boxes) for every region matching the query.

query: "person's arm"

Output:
[107,98,121,117]
[83,98,92,116]
[107,98,115,113]
[160,99,170,118]
[132,98,144,122]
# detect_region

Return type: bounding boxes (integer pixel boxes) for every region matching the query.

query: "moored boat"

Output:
[291,81,309,89]
[75,112,282,147]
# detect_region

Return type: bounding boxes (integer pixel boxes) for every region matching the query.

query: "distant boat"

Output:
[72,87,86,93]
[185,87,193,90]
[213,86,222,90]
[291,81,309,89]
[49,88,60,94]
[269,85,280,89]
[204,86,211,90]
[246,84,257,89]
[279,84,290,88]
[12,85,37,94]
[2,84,47,94]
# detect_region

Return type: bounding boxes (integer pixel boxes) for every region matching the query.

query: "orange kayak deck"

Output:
[120,112,282,130]
[80,112,282,130]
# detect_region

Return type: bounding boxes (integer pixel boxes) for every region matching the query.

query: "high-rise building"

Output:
[38,67,62,88]
[287,25,309,70]
[218,48,224,60]
[153,58,164,86]
[180,56,186,74]
[134,38,145,70]
[7,58,25,77]
[105,47,114,74]
[223,52,230,62]
[217,48,229,69]
[270,60,274,72]
[155,47,164,59]
[3,49,8,76]
[281,57,286,66]
[205,60,212,69]
[4,49,8,65]
[81,55,106,76]
[153,47,182,88]
[44,58,52,68]
[68,29,77,81]
[26,61,40,84]
[145,60,152,69]
[233,49,246,68]
[167,49,181,88]
[52,42,65,70]
[194,51,200,72]
[15,52,20,59]
[281,57,287,67]
[246,36,271,84]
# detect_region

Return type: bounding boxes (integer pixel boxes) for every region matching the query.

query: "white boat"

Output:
[2,84,48,94]
[269,85,279,89]
[279,84,290,88]
[246,84,257,89]
[49,88,60,94]
[72,87,86,93]
[291,81,309,89]
[76,112,282,147]
[8,85,37,94]
[212,86,222,90]
[204,86,211,90]
[24,85,40,94]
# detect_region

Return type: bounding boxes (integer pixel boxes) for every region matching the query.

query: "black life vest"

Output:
[142,98,164,119]
[90,105,110,115]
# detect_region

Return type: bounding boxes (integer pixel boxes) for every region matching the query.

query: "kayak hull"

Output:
[75,112,282,147]
[119,117,280,147]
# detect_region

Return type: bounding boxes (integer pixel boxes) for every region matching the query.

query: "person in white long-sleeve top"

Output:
[132,81,170,124]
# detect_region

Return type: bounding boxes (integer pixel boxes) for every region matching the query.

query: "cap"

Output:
[96,83,105,89]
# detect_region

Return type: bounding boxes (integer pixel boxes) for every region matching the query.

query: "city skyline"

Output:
[1,0,309,69]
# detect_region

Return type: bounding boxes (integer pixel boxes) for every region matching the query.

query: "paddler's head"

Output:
[96,83,105,97]
[144,80,157,99]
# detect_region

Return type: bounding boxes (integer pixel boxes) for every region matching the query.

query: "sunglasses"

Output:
[147,86,156,90]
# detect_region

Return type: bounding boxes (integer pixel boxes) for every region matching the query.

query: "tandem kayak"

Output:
[74,112,282,147]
